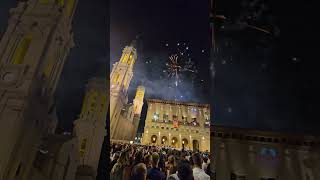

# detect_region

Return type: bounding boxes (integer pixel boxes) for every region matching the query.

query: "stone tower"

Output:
[132,86,145,138]
[73,78,108,178]
[0,0,77,179]
[133,86,145,116]
[110,41,137,139]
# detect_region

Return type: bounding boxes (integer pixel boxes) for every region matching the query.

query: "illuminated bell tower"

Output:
[133,86,145,116]
[0,0,78,179]
[73,78,107,178]
[110,41,137,138]
[132,86,145,139]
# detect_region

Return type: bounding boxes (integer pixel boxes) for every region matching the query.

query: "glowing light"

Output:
[130,141,133,144]
[165,54,197,88]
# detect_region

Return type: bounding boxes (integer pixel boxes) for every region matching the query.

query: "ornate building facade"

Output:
[73,77,108,179]
[110,42,144,141]
[141,99,210,152]
[0,0,79,179]
[210,126,320,180]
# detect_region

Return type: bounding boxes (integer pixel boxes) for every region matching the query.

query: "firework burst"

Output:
[165,54,197,87]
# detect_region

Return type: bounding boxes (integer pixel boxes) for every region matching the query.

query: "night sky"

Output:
[212,0,319,134]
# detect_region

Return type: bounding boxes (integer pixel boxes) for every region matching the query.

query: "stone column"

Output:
[216,142,230,180]
[279,149,300,180]
[247,145,258,180]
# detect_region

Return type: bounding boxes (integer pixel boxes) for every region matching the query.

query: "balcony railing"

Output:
[151,119,201,127]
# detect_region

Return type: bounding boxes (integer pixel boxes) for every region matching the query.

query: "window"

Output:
[231,173,246,180]
[152,113,160,121]
[172,115,178,121]
[66,0,75,17]
[163,114,168,122]
[12,36,32,64]
[44,59,54,78]
[112,73,120,83]
[57,0,64,6]
[120,108,126,116]
[80,138,87,157]
[39,0,49,4]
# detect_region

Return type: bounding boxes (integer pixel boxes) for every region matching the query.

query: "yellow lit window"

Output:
[12,36,32,64]
[113,73,120,83]
[66,0,75,17]
[80,138,87,157]
[81,94,88,113]
[39,0,49,4]
[57,0,64,6]
[44,60,54,78]
[121,54,129,63]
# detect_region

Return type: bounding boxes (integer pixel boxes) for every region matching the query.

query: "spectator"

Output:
[144,154,152,169]
[192,153,210,180]
[147,152,166,180]
[202,155,209,171]
[131,163,147,180]
[110,150,130,180]
[168,160,194,180]
[166,155,177,176]
[110,152,120,170]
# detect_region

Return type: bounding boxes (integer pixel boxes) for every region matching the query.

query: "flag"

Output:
[173,120,178,128]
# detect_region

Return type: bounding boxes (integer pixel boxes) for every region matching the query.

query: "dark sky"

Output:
[212,0,320,134]
[0,0,108,132]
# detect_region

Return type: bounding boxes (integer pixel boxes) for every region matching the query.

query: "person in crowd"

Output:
[202,155,209,171]
[110,152,120,171]
[166,155,177,176]
[147,152,166,180]
[109,143,211,180]
[131,163,147,180]
[110,150,130,180]
[191,153,210,180]
[167,160,194,180]
[144,154,152,170]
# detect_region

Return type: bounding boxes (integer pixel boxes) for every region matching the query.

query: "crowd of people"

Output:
[110,143,213,180]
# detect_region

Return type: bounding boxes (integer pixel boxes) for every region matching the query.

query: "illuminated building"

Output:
[0,0,79,179]
[73,77,108,178]
[110,41,144,141]
[141,99,210,152]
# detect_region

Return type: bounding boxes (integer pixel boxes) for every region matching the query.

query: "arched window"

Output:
[12,36,32,64]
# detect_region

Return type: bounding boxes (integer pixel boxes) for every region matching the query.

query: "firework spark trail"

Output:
[166,53,197,88]
[246,24,271,34]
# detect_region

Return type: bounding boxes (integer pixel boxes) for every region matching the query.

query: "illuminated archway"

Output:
[171,137,178,147]
[193,140,199,151]
[151,135,157,144]
[161,136,168,145]
[182,138,188,147]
